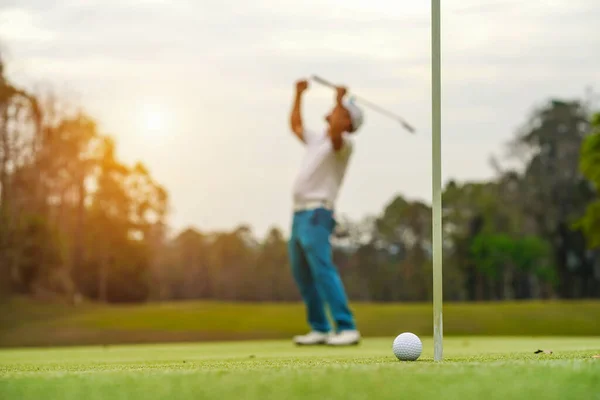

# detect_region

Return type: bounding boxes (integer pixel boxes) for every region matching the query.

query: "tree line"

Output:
[1,57,600,303]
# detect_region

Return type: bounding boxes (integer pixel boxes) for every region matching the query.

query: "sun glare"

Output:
[138,104,169,138]
[145,111,165,132]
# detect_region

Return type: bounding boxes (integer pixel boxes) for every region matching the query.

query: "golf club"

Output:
[311,75,416,134]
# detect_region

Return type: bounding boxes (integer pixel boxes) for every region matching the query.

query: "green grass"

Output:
[1,337,599,400]
[2,298,600,347]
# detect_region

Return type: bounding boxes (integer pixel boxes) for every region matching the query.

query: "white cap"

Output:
[344,97,364,133]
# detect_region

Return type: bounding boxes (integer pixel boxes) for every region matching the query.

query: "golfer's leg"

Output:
[300,215,356,332]
[288,235,330,333]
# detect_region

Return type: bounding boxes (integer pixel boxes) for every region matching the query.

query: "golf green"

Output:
[1,337,599,400]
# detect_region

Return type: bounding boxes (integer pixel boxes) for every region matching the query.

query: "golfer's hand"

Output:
[336,86,347,104]
[296,80,309,94]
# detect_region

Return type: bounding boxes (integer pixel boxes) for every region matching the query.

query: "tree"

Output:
[167,228,211,300]
[579,113,600,247]
[78,137,168,303]
[442,181,509,300]
[0,61,40,296]
[507,100,596,298]
[255,227,296,301]
[469,233,555,300]
[361,195,434,301]
[12,214,65,294]
[207,225,258,300]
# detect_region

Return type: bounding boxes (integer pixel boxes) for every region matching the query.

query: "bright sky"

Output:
[1,0,599,237]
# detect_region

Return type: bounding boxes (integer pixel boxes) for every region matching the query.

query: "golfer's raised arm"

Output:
[290,80,308,142]
[329,86,347,151]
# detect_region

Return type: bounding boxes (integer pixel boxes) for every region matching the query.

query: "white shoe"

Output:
[293,331,330,345]
[326,330,361,346]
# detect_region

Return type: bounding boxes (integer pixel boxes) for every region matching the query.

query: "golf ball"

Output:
[392,332,422,361]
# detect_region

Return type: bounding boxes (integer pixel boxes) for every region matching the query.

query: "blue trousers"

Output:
[288,208,356,333]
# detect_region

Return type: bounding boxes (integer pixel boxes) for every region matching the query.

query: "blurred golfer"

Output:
[288,78,363,346]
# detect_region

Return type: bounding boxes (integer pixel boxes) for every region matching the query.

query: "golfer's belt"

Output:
[293,200,333,212]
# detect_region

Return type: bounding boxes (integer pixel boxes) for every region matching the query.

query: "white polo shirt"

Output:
[292,128,354,209]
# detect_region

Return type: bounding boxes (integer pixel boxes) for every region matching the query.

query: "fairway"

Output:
[1,337,599,400]
[3,299,600,347]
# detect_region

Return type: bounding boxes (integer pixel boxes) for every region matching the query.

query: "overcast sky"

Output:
[1,0,599,237]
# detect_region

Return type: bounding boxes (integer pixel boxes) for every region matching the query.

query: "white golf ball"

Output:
[392,332,422,361]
